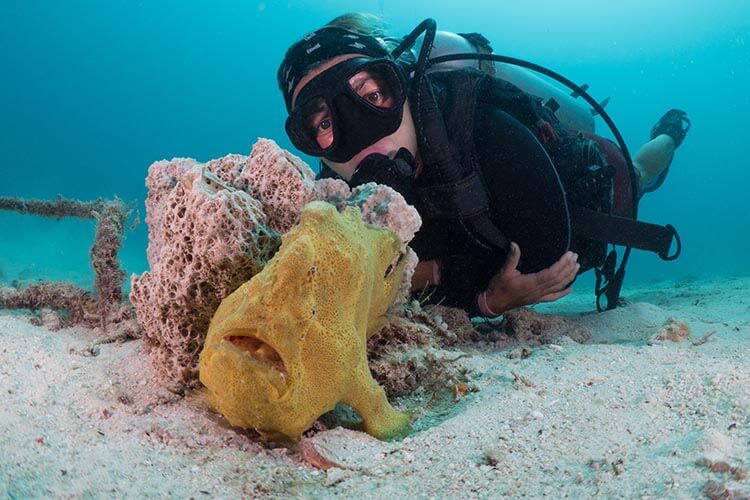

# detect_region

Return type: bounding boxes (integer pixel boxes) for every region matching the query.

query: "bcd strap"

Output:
[416,172,488,218]
[415,173,510,252]
[413,72,510,253]
[595,249,625,311]
[571,207,681,261]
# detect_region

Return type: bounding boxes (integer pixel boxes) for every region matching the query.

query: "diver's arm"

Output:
[411,249,578,315]
[481,242,579,315]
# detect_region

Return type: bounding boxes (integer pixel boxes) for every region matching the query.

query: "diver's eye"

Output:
[307,115,333,148]
[317,118,332,133]
[301,97,334,148]
[351,72,394,109]
[314,118,333,148]
[361,85,393,108]
[366,91,383,104]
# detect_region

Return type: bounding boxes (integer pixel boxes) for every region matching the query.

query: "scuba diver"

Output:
[277,13,691,317]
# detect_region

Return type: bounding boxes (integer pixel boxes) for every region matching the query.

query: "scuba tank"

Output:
[409,30,595,133]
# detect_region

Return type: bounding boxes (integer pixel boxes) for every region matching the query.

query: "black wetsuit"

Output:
[410,103,576,313]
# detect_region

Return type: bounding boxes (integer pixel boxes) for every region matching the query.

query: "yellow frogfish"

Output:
[198,201,411,441]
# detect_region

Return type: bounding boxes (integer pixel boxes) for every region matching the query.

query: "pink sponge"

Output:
[313,179,421,252]
[234,139,317,233]
[130,163,279,384]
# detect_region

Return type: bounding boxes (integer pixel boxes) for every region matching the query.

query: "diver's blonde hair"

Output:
[325,13,414,65]
[325,13,390,46]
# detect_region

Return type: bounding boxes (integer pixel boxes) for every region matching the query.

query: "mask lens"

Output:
[298,97,334,149]
[347,62,402,110]
[286,96,334,154]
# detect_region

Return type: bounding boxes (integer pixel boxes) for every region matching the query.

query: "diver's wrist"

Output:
[477,290,503,317]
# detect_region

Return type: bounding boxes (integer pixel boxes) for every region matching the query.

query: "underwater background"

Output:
[1,0,748,298]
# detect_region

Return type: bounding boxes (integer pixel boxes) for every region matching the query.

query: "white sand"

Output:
[2,276,749,498]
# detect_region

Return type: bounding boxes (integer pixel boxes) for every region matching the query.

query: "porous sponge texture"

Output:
[130,162,279,384]
[315,180,421,252]
[131,138,421,386]
[199,201,411,441]
[235,139,317,233]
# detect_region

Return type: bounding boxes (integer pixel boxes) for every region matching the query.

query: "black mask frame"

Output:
[285,57,408,163]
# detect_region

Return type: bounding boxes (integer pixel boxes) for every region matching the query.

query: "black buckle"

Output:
[658,224,681,261]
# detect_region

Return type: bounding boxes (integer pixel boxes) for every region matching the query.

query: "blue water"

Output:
[1,0,748,293]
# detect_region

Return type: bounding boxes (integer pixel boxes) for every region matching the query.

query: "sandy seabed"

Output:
[1,276,749,499]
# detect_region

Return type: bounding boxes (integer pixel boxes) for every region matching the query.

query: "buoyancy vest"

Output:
[407,68,680,311]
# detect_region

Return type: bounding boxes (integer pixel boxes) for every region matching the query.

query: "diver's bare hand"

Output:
[482,242,579,315]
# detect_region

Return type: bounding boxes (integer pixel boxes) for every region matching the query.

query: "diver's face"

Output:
[292,54,418,180]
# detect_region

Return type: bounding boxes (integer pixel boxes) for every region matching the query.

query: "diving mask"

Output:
[285,57,407,163]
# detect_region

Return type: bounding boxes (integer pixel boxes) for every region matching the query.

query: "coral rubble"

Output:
[500,307,591,346]
[652,317,691,342]
[0,196,132,329]
[0,283,90,325]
